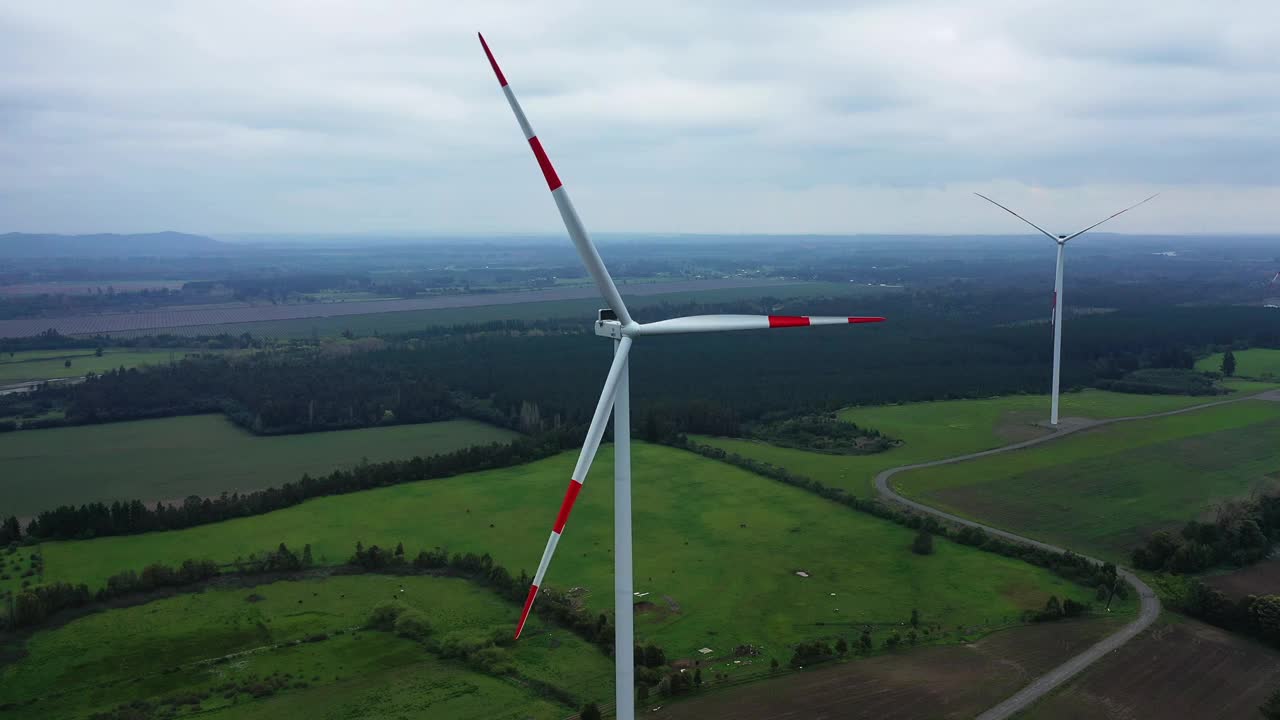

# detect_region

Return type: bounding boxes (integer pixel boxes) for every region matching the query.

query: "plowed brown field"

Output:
[649,618,1122,720]
[1024,618,1280,720]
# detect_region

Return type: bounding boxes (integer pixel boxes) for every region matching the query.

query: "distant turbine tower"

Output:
[478,33,885,719]
[975,193,1158,426]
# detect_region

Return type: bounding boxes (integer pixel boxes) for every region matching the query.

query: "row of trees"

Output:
[6,557,221,629]
[22,433,574,541]
[1131,493,1280,574]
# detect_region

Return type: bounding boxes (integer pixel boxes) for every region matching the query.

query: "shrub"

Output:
[367,601,404,630]
[393,608,432,640]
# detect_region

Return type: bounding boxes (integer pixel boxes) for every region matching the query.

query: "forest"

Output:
[5,289,1277,441]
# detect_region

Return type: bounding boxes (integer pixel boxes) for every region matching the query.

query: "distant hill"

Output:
[0,231,228,258]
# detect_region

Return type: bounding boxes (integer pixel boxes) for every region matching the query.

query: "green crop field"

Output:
[692,387,1269,496]
[33,443,1122,670]
[1197,348,1280,380]
[103,282,871,339]
[893,399,1280,562]
[0,574,611,719]
[0,415,519,517]
[0,348,204,383]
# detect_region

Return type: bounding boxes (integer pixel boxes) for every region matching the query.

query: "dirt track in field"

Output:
[649,620,1122,720]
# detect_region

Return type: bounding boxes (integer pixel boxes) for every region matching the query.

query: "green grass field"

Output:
[0,348,203,383]
[0,574,612,719]
[693,387,1269,496]
[1197,348,1280,380]
[894,399,1280,562]
[34,444,1118,668]
[103,282,872,338]
[0,415,519,516]
[0,545,41,599]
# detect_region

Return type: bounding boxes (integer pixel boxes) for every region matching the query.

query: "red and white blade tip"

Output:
[515,584,539,639]
[767,315,886,328]
[478,33,507,87]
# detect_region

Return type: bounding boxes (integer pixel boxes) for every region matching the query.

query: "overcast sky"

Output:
[1,1,1277,236]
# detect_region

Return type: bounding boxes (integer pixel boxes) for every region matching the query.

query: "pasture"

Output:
[34,444,1119,666]
[1197,348,1280,380]
[0,348,195,383]
[893,399,1280,561]
[0,415,519,516]
[0,574,611,719]
[692,388,1267,496]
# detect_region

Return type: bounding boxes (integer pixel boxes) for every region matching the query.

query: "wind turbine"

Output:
[974,192,1158,426]
[478,34,885,719]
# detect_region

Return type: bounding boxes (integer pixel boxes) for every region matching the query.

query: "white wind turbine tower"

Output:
[974,192,1158,426]
[478,34,885,719]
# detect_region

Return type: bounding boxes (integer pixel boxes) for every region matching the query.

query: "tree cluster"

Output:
[747,413,895,455]
[1029,595,1089,622]
[1171,580,1280,652]
[1131,493,1280,574]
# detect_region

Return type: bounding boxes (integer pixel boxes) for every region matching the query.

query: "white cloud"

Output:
[0,0,1276,234]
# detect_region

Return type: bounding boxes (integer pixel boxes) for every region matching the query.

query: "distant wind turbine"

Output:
[974,193,1158,426]
[478,33,885,719]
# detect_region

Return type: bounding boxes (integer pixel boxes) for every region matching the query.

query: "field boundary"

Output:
[874,389,1280,719]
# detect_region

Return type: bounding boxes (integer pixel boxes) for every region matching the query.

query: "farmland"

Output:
[0,415,519,516]
[1202,557,1280,598]
[0,348,199,383]
[1023,616,1280,720]
[1197,347,1280,380]
[33,443,1122,666]
[0,574,613,719]
[651,618,1125,720]
[691,387,1271,496]
[103,281,867,339]
[0,279,854,339]
[893,399,1280,562]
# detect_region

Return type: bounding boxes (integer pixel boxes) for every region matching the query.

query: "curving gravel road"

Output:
[874,390,1280,720]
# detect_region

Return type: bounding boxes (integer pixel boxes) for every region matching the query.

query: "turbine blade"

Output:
[634,314,885,336]
[973,193,1060,243]
[478,33,633,326]
[515,336,633,639]
[1062,194,1160,242]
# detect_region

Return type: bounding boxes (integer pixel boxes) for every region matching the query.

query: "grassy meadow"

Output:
[692,387,1270,496]
[0,348,199,383]
[0,574,611,719]
[33,443,1118,666]
[1196,348,1280,380]
[894,399,1280,561]
[0,416,519,516]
